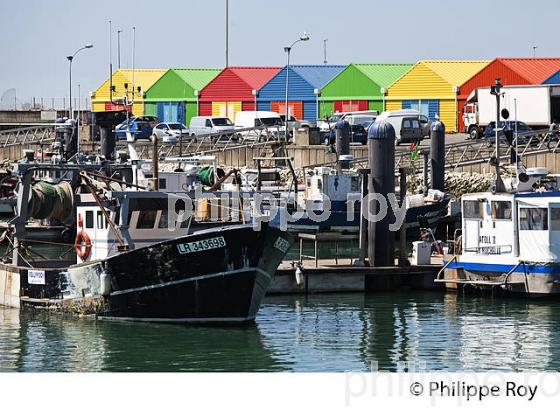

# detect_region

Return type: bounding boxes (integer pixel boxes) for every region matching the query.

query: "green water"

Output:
[2,291,560,372]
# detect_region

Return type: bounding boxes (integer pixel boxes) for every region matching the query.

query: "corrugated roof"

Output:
[171,68,222,90]
[290,65,346,88]
[113,69,167,90]
[353,63,414,88]
[228,67,282,90]
[421,60,490,86]
[543,69,560,84]
[497,58,560,83]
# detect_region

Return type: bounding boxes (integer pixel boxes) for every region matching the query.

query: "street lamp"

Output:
[67,44,93,120]
[284,32,310,127]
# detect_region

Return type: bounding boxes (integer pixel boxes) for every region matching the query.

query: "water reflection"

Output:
[1,292,560,372]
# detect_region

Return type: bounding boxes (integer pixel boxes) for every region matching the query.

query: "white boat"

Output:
[440,167,560,295]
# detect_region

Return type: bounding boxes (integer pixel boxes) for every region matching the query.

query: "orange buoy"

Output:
[75,230,92,260]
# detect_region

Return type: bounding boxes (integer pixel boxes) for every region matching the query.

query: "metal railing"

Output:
[121,125,289,160]
[0,125,57,147]
[347,128,556,174]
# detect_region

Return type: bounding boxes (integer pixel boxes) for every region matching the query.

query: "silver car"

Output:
[152,122,191,144]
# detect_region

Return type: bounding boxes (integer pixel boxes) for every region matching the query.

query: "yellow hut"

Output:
[91,69,166,117]
[385,60,489,132]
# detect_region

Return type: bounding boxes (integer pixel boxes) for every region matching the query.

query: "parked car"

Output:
[188,116,236,141]
[482,120,533,145]
[317,110,379,132]
[115,116,160,140]
[152,122,190,144]
[375,110,424,145]
[323,122,369,145]
[280,115,313,138]
[235,111,285,142]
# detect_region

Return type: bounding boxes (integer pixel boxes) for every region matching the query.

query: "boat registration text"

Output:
[177,236,226,254]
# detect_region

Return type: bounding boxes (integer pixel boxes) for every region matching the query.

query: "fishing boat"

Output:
[439,166,560,296]
[0,162,293,323]
[266,166,451,232]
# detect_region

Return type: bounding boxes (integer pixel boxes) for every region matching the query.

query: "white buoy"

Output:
[295,266,304,287]
[99,273,112,296]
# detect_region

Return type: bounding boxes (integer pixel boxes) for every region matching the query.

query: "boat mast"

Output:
[490,78,506,192]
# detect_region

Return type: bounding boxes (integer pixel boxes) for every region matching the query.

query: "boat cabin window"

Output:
[317,179,322,191]
[519,208,548,230]
[97,211,105,229]
[551,208,560,230]
[158,210,170,229]
[463,200,483,219]
[491,201,512,220]
[159,178,167,189]
[137,210,157,229]
[85,211,94,229]
[351,176,360,192]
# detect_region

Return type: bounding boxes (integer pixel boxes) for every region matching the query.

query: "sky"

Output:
[0,0,558,104]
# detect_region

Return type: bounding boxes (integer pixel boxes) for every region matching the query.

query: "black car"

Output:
[483,121,533,145]
[323,123,369,145]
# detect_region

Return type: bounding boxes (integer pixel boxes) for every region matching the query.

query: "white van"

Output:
[188,116,236,139]
[375,109,428,145]
[235,111,285,142]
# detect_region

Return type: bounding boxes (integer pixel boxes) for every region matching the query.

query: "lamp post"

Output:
[117,30,122,68]
[284,32,310,125]
[380,87,386,112]
[452,85,459,132]
[490,78,506,192]
[252,89,258,110]
[67,44,93,120]
[314,88,320,120]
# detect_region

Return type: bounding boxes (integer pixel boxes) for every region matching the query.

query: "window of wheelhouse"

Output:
[136,210,157,229]
[97,211,106,229]
[491,201,512,220]
[85,211,94,229]
[550,208,560,230]
[463,200,483,219]
[519,207,548,230]
[158,210,170,229]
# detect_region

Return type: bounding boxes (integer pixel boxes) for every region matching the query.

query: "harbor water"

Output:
[2,291,560,372]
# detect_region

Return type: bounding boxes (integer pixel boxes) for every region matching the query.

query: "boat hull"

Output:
[103,267,273,323]
[17,224,293,323]
[273,197,450,232]
[445,260,560,295]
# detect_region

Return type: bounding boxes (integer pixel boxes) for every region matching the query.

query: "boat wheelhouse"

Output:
[441,170,560,295]
[276,166,450,232]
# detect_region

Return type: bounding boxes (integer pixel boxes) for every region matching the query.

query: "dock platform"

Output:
[270,257,444,294]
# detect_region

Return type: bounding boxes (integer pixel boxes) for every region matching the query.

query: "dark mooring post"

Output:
[335,119,351,170]
[64,119,78,160]
[356,168,369,266]
[152,134,159,191]
[430,119,445,191]
[367,120,396,267]
[422,152,429,194]
[398,168,409,267]
[100,126,116,160]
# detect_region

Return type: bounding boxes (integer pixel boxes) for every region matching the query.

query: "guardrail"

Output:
[0,125,57,147]
[342,128,556,174]
[121,124,289,159]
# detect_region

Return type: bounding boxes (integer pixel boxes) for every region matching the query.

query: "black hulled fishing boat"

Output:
[1,162,293,323]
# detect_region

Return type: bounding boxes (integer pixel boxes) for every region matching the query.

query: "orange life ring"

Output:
[75,230,91,260]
